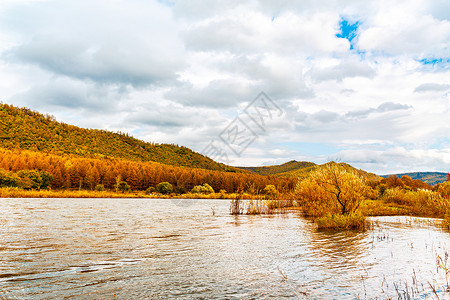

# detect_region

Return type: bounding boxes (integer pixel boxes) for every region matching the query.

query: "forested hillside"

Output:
[0,103,239,172]
[0,148,296,193]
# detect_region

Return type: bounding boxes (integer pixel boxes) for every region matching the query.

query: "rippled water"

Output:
[1,198,449,299]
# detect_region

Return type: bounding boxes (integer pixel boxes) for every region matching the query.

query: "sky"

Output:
[0,0,449,174]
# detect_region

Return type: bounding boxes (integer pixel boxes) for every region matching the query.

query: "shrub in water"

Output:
[295,163,369,217]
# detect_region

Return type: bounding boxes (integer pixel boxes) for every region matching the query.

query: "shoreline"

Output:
[1,188,448,223]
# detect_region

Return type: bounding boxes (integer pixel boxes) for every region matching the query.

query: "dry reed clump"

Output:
[315,212,366,230]
[230,199,243,215]
[229,199,292,215]
[246,199,271,215]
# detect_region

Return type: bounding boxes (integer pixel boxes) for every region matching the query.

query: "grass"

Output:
[0,187,149,198]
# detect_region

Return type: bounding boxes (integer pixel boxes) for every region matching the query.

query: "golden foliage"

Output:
[0,148,296,194]
[295,163,370,217]
[382,187,449,218]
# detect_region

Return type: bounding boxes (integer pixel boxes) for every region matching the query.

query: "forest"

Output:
[0,148,296,194]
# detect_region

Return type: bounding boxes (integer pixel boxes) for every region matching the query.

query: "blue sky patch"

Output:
[419,58,450,65]
[336,18,360,50]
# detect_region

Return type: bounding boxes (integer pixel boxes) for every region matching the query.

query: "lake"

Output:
[1,198,449,299]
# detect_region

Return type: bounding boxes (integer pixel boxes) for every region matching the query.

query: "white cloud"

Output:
[414,83,450,93]
[2,0,185,86]
[358,4,450,57]
[308,58,376,82]
[336,147,450,174]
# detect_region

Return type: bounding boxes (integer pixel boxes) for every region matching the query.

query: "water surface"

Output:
[1,198,449,299]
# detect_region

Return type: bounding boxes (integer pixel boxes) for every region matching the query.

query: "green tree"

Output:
[0,168,19,187]
[146,186,156,194]
[157,182,173,194]
[17,170,42,189]
[95,184,105,191]
[191,183,214,194]
[39,171,53,189]
[117,181,131,192]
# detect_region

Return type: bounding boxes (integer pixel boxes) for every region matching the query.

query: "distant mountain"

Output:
[238,160,317,176]
[239,160,382,181]
[0,103,242,172]
[380,172,448,186]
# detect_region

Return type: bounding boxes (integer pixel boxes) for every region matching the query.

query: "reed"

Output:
[230,199,243,215]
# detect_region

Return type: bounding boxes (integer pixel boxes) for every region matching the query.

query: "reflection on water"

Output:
[0,198,449,299]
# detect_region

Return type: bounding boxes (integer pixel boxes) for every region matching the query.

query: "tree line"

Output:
[0,148,296,193]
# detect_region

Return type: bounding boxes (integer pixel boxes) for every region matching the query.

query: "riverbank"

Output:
[0,187,279,200]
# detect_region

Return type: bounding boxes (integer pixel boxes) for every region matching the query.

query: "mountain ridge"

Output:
[380,172,448,185]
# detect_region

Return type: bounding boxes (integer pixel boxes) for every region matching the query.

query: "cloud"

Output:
[345,102,412,119]
[308,58,376,82]
[182,9,349,56]
[335,147,450,174]
[167,53,313,108]
[166,79,255,108]
[357,7,450,58]
[2,0,185,87]
[11,77,129,111]
[414,83,450,93]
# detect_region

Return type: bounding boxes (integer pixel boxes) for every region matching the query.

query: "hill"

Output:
[0,103,241,172]
[238,160,317,176]
[380,172,448,186]
[239,160,382,181]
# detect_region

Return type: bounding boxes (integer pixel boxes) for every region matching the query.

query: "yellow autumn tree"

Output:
[295,163,369,217]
